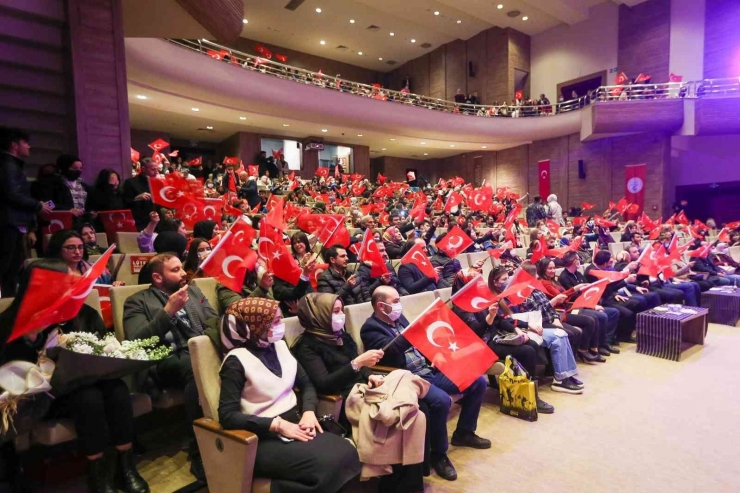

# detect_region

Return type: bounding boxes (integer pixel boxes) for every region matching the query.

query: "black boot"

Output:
[87,455,116,493]
[115,448,150,493]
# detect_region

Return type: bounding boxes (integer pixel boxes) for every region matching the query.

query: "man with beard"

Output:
[122,253,217,484]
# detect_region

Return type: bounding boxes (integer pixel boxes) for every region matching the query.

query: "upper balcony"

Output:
[124,38,740,155]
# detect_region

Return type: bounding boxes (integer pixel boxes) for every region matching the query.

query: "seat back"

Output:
[456,254,470,271]
[467,251,488,269]
[401,291,437,322]
[609,232,621,243]
[730,246,740,263]
[434,287,451,301]
[115,253,156,286]
[608,242,624,256]
[116,232,141,254]
[284,316,304,348]
[344,301,374,352]
[110,284,150,341]
[96,233,109,248]
[188,336,223,421]
[190,277,220,314]
[513,247,527,259]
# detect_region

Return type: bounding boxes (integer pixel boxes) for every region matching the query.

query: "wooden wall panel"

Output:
[567,134,613,213]
[486,27,509,104]
[429,47,446,100]
[466,31,487,102]
[694,98,740,135]
[351,145,370,178]
[445,40,467,102]
[495,145,528,196]
[704,0,740,78]
[508,29,531,100]
[590,100,684,134]
[618,0,671,83]
[176,0,243,43]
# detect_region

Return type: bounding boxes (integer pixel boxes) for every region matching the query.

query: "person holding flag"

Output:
[398,237,441,294]
[357,240,408,297]
[615,246,685,305]
[317,245,368,305]
[360,286,491,482]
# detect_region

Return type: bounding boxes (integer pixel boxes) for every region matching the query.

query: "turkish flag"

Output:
[41,211,74,235]
[545,219,560,236]
[594,215,617,228]
[615,71,629,85]
[624,164,646,218]
[100,209,137,246]
[689,243,712,259]
[589,270,629,282]
[545,245,571,259]
[317,216,348,247]
[188,157,202,167]
[409,197,427,222]
[507,267,547,294]
[315,168,329,179]
[443,192,463,213]
[263,197,286,232]
[148,138,169,152]
[93,285,113,329]
[496,282,536,306]
[378,211,390,226]
[223,156,239,166]
[675,210,689,225]
[401,241,437,281]
[262,225,303,286]
[200,219,257,292]
[538,160,550,199]
[571,278,608,310]
[377,173,387,185]
[436,225,473,258]
[10,246,115,342]
[201,198,223,224]
[503,216,518,246]
[581,202,595,211]
[247,165,259,177]
[636,244,661,277]
[718,228,731,243]
[669,73,683,82]
[308,263,329,290]
[359,229,389,277]
[693,219,710,232]
[469,187,492,212]
[130,148,140,163]
[487,241,513,259]
[634,73,651,84]
[351,185,366,196]
[450,274,497,312]
[350,173,364,182]
[149,176,184,209]
[687,226,704,240]
[530,238,547,264]
[402,298,497,391]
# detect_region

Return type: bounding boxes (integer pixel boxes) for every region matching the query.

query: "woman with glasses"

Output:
[45,230,124,286]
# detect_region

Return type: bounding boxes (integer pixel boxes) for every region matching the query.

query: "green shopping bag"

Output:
[498,355,538,422]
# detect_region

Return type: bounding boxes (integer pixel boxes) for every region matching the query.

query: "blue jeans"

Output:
[582,307,619,347]
[542,329,578,381]
[632,293,660,309]
[668,281,701,306]
[422,372,487,456]
[721,274,740,286]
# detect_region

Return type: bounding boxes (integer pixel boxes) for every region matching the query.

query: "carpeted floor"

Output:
[34,323,740,493]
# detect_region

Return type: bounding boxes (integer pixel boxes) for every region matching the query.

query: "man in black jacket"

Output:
[361,286,490,482]
[357,240,408,297]
[122,253,217,482]
[317,244,368,305]
[398,238,439,294]
[122,158,159,230]
[0,127,51,297]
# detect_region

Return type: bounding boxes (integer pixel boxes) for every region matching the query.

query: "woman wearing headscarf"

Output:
[192,220,219,242]
[292,293,425,493]
[382,227,405,260]
[218,298,361,492]
[152,231,188,258]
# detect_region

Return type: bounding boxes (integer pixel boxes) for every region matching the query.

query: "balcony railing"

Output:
[167,38,740,118]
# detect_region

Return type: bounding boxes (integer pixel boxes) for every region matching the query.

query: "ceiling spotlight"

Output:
[136,95,147,100]
[522,16,528,20]
[206,126,213,130]
[358,52,363,55]
[411,39,416,43]
[434,11,440,15]
[282,123,290,127]
[382,148,387,151]
[420,141,426,145]
[497,4,504,9]
[242,18,248,24]
[390,138,396,141]
[349,19,355,23]
[191,107,200,112]
[321,128,328,132]
[449,144,455,147]
[378,57,383,61]
[239,116,247,120]
[481,145,487,149]
[357,134,363,137]
[390,32,395,36]
[423,153,428,156]
[320,40,326,45]
[457,20,462,24]
[315,7,322,13]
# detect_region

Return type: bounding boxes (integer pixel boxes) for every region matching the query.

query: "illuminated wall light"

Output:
[243,19,248,24]
[206,126,213,130]
[378,57,383,61]
[321,128,328,132]
[449,144,455,148]
[390,32,395,36]
[320,40,326,45]
[411,39,416,43]
[358,52,363,55]
[497,4,504,9]
[423,153,428,156]
[239,116,247,120]
[349,19,355,23]
[420,141,426,145]
[481,146,487,149]
[282,123,290,127]
[522,16,529,21]
[434,11,440,15]
[457,20,462,24]
[315,7,322,13]
[191,107,200,112]
[136,95,147,100]
[382,148,387,151]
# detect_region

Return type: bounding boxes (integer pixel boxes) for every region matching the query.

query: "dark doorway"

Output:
[675,181,740,225]
[557,70,607,101]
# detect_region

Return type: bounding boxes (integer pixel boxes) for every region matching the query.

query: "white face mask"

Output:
[331,313,346,333]
[197,250,210,261]
[267,323,285,343]
[382,302,403,322]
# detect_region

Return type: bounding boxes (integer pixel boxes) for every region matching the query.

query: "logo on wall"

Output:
[627,177,644,194]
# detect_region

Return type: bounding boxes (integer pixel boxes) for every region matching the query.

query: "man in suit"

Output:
[361,286,490,482]
[122,158,159,230]
[123,253,217,482]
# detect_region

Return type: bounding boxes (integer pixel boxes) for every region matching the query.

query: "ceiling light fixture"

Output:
[319,40,326,45]
[497,4,504,9]
[390,138,396,141]
[434,11,440,15]
[321,128,328,132]
[378,57,383,61]
[243,19,248,24]
[420,141,426,145]
[389,32,395,36]
[315,7,322,13]
[349,19,355,23]
[239,116,247,120]
[481,146,487,149]
[382,148,387,151]
[357,134,363,137]
[457,20,462,24]
[206,126,213,130]
[522,16,528,20]
[423,153,428,156]
[282,123,290,127]
[191,107,200,112]
[449,144,455,147]
[136,95,147,100]
[411,39,416,43]
[358,52,363,55]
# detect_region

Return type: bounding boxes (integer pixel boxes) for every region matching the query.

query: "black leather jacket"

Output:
[0,152,41,229]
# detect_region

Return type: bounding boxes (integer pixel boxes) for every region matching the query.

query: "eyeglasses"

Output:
[62,245,85,252]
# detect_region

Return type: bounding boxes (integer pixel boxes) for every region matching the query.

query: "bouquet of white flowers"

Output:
[44,332,173,397]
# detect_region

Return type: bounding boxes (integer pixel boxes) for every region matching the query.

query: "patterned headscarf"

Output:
[221,297,280,352]
[297,293,343,346]
[383,227,401,244]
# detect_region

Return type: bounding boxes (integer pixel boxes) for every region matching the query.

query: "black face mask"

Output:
[64,170,81,181]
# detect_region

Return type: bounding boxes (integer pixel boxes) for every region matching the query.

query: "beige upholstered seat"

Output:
[401,291,437,322]
[114,253,156,286]
[43,232,108,248]
[189,336,271,493]
[466,251,488,268]
[391,259,401,272]
[343,301,374,353]
[115,232,142,254]
[434,287,452,301]
[190,277,219,314]
[730,246,740,263]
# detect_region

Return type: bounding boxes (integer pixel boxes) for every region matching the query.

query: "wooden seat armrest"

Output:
[194,418,258,444]
[317,393,342,402]
[373,365,400,374]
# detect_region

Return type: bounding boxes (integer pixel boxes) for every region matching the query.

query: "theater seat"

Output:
[114,253,156,286]
[283,316,303,348]
[608,243,623,256]
[401,291,437,322]
[189,335,270,493]
[514,247,527,259]
[190,277,219,314]
[466,251,488,268]
[343,301,374,352]
[730,246,740,263]
[457,254,470,270]
[434,287,451,301]
[115,232,142,254]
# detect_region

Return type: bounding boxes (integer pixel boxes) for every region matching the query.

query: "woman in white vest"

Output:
[218,297,361,492]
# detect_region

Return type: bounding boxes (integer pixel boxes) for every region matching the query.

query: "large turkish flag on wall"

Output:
[625,163,647,218]
[538,159,550,198]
